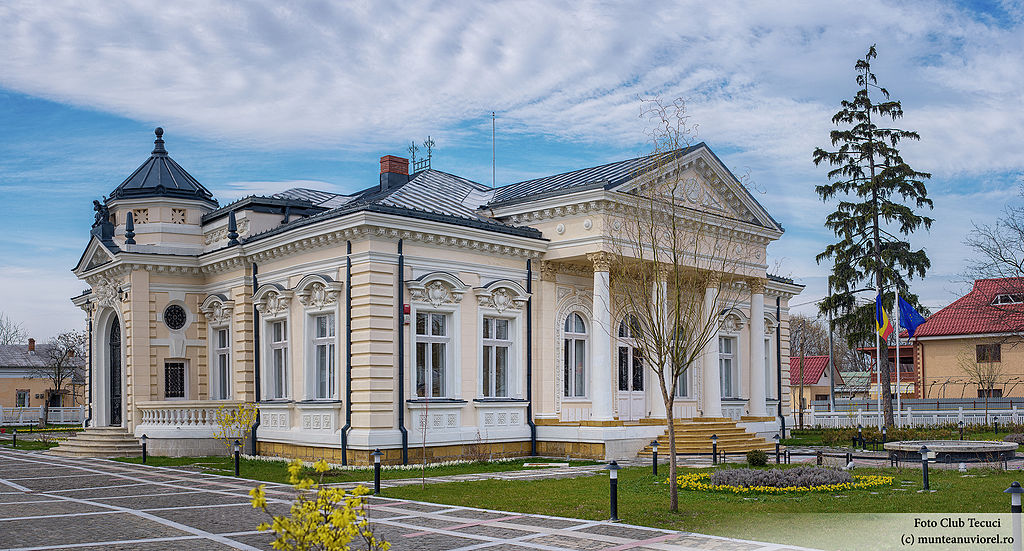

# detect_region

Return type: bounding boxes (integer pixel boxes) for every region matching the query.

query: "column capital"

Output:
[703,271,722,289]
[587,252,613,272]
[747,278,766,294]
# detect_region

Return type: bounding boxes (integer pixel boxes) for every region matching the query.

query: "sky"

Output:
[1,0,1023,340]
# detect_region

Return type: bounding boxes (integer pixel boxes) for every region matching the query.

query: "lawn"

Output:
[382,464,1024,548]
[0,438,60,451]
[113,455,598,485]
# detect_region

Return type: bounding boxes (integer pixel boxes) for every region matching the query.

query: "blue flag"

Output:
[898,296,927,338]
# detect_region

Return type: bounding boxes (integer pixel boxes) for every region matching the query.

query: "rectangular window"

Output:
[979,388,1003,398]
[165,361,186,399]
[213,328,231,400]
[719,336,736,398]
[415,312,448,398]
[16,390,29,407]
[312,313,336,399]
[977,343,1001,363]
[270,320,288,399]
[482,317,511,397]
[675,370,688,397]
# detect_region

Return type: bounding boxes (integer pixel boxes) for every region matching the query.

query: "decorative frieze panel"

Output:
[253,285,293,317]
[204,219,250,245]
[294,275,343,310]
[479,407,524,428]
[200,294,235,325]
[301,413,333,431]
[474,279,529,313]
[262,411,289,429]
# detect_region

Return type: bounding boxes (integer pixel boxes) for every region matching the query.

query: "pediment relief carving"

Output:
[200,295,235,325]
[294,275,344,310]
[92,277,125,309]
[474,280,530,313]
[253,285,293,317]
[407,272,468,307]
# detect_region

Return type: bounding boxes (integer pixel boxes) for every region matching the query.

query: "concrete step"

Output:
[47,427,142,459]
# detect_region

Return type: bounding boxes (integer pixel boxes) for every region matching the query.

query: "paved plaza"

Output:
[0,447,816,551]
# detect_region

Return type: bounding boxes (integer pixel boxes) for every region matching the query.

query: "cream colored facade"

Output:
[917,338,1024,400]
[71,135,800,461]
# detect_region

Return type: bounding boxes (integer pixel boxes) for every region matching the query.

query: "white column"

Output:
[589,253,615,421]
[748,280,768,416]
[702,280,723,418]
[650,270,669,419]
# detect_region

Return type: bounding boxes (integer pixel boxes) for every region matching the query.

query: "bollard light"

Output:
[996,420,1001,435]
[773,433,781,464]
[959,420,965,440]
[882,425,887,445]
[650,440,659,477]
[607,460,621,521]
[371,449,383,495]
[11,429,16,449]
[920,445,931,491]
[233,439,241,477]
[711,434,718,465]
[857,424,864,449]
[140,434,148,464]
[1006,481,1023,551]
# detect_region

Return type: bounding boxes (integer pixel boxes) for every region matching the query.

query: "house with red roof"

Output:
[789,355,843,413]
[911,278,1024,399]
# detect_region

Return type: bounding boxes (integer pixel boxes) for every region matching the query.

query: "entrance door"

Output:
[616,316,645,421]
[109,319,122,426]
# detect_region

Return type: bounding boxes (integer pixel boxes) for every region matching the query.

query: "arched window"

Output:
[563,313,588,398]
[617,316,643,393]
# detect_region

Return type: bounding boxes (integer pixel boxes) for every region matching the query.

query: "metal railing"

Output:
[0,405,86,426]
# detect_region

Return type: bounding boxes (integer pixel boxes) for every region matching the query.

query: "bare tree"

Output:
[28,331,86,427]
[956,343,1005,422]
[964,201,1024,281]
[0,312,26,345]
[608,98,744,512]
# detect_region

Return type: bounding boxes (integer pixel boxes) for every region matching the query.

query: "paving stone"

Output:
[0,500,110,519]
[62,539,240,551]
[456,523,536,539]
[119,492,250,510]
[438,508,513,520]
[578,523,667,539]
[0,511,187,547]
[503,515,584,529]
[148,503,270,534]
[528,533,616,549]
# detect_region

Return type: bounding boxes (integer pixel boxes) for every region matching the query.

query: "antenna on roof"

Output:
[411,137,434,173]
[491,112,496,189]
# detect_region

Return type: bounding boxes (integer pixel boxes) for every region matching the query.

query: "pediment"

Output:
[73,237,118,274]
[614,145,782,232]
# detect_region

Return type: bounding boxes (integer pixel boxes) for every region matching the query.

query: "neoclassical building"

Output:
[61,128,801,462]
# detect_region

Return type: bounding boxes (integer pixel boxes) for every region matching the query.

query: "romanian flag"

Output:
[875,294,894,340]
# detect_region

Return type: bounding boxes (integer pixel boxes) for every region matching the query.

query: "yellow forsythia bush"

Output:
[250,459,389,551]
[213,402,259,455]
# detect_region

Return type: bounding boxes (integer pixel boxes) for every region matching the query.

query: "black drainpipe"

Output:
[397,239,409,464]
[526,259,537,455]
[84,313,93,428]
[776,296,786,438]
[340,241,353,465]
[250,262,261,455]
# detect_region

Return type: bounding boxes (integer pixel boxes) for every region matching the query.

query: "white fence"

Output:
[0,405,86,426]
[790,406,1024,429]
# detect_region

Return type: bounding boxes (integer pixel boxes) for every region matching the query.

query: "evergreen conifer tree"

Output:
[814,45,933,427]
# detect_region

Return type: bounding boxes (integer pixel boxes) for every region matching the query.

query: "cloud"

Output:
[213,179,347,200]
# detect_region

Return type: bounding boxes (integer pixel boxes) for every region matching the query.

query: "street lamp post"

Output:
[140,434,148,464]
[882,426,887,446]
[233,440,241,477]
[607,461,621,522]
[857,424,863,449]
[1006,481,1023,551]
[711,435,718,465]
[650,440,659,476]
[371,449,383,495]
[920,445,930,491]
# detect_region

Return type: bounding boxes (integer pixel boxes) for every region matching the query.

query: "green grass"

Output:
[382,464,1022,548]
[1,439,60,450]
[112,455,598,485]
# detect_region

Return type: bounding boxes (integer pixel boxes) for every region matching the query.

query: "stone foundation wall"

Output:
[256,439,607,464]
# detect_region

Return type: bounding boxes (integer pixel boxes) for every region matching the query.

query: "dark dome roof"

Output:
[107,128,218,207]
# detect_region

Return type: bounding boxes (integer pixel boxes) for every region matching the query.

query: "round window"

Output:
[164,304,187,331]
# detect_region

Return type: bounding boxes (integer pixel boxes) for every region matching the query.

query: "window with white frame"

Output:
[212,327,231,400]
[311,313,336,399]
[415,312,449,398]
[563,313,587,398]
[165,361,186,399]
[16,390,28,407]
[719,336,737,398]
[617,316,643,393]
[268,320,288,399]
[482,317,512,397]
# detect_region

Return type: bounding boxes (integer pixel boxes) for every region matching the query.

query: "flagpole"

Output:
[895,288,902,427]
[875,324,882,431]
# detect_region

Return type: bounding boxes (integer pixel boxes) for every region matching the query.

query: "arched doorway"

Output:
[108,318,122,425]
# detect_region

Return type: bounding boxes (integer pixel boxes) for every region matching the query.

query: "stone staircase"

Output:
[48,427,143,458]
[637,417,774,457]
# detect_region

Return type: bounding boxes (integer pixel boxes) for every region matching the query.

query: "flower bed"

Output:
[675,467,894,494]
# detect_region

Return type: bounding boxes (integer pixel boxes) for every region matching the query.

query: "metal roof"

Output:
[107,128,218,207]
[0,344,86,369]
[490,145,702,205]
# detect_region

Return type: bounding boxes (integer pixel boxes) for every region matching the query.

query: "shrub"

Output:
[1003,433,1024,444]
[746,449,768,466]
[711,467,851,489]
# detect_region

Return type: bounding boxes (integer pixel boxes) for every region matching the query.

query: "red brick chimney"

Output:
[27,338,35,353]
[379,155,409,192]
[68,349,75,357]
